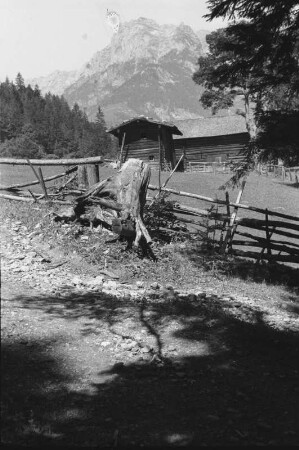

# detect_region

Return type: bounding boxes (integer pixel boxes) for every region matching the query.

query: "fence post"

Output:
[265,209,272,259]
[37,167,49,200]
[282,166,285,182]
[220,191,230,248]
[118,131,126,167]
[221,179,246,253]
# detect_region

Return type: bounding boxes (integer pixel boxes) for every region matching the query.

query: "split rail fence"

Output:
[147,180,299,265]
[1,156,298,265]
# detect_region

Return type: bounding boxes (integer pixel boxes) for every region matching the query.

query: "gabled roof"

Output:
[107,116,183,136]
[173,115,248,139]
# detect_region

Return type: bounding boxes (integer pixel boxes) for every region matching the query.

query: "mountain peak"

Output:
[27,18,218,125]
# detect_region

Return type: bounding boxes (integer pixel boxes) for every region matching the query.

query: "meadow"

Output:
[1,162,298,218]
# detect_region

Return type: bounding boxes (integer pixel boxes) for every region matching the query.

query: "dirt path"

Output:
[1,219,299,446]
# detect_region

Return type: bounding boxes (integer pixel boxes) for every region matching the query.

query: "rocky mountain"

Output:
[27,18,230,126]
[28,70,78,96]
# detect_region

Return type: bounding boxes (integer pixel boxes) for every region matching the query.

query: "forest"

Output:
[0,73,116,159]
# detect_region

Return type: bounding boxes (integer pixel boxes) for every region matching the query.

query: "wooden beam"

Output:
[119,132,126,166]
[0,193,72,204]
[37,167,49,200]
[147,184,299,222]
[0,156,103,165]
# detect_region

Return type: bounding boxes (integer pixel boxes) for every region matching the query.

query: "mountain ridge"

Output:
[27,18,232,126]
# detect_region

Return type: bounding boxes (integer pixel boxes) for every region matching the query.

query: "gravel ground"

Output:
[1,217,299,447]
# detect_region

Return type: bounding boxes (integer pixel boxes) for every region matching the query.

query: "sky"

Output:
[0,0,228,81]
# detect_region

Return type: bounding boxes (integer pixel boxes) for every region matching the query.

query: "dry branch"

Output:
[0,193,72,204]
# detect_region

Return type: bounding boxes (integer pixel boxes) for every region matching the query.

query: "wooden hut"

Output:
[173,115,249,170]
[108,116,182,170]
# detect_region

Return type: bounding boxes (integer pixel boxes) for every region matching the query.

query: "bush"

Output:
[0,136,45,159]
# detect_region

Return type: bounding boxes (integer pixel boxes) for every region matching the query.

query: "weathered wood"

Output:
[0,193,72,204]
[231,240,299,256]
[236,229,299,240]
[86,164,99,187]
[158,130,162,192]
[147,184,299,221]
[236,217,299,232]
[38,167,49,200]
[27,159,42,186]
[56,172,77,192]
[265,209,272,257]
[231,249,299,264]
[234,230,299,249]
[75,159,152,246]
[116,159,151,245]
[149,154,184,207]
[119,132,126,165]
[220,191,231,247]
[222,179,246,253]
[76,177,112,201]
[0,194,33,202]
[0,166,77,190]
[78,165,88,189]
[0,156,103,165]
[28,189,39,202]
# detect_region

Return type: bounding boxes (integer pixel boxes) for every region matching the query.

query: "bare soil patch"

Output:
[1,199,299,447]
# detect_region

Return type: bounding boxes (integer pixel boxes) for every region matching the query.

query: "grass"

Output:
[1,161,298,271]
[1,196,298,296]
[1,163,298,217]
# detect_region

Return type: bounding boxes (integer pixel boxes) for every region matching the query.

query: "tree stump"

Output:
[75,158,152,247]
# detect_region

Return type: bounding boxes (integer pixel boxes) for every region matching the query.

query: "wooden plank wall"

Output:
[121,138,160,163]
[174,132,249,163]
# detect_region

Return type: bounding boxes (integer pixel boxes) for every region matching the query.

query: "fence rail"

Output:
[0,156,104,166]
[148,183,299,265]
[1,157,298,265]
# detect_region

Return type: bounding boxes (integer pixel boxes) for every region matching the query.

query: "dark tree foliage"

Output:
[193,0,299,176]
[204,0,299,97]
[0,76,114,159]
[256,111,299,166]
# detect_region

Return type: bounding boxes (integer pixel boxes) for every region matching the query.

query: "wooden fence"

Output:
[186,161,232,173]
[256,164,299,183]
[147,181,299,265]
[1,156,298,265]
[0,156,108,202]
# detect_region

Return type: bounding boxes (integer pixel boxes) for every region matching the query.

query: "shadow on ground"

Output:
[179,246,299,294]
[2,288,299,447]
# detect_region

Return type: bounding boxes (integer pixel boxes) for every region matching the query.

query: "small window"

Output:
[149,155,155,161]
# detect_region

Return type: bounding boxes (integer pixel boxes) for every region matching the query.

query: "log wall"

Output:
[117,122,176,169]
[174,132,249,164]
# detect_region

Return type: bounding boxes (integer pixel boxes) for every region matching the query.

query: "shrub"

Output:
[0,136,45,159]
